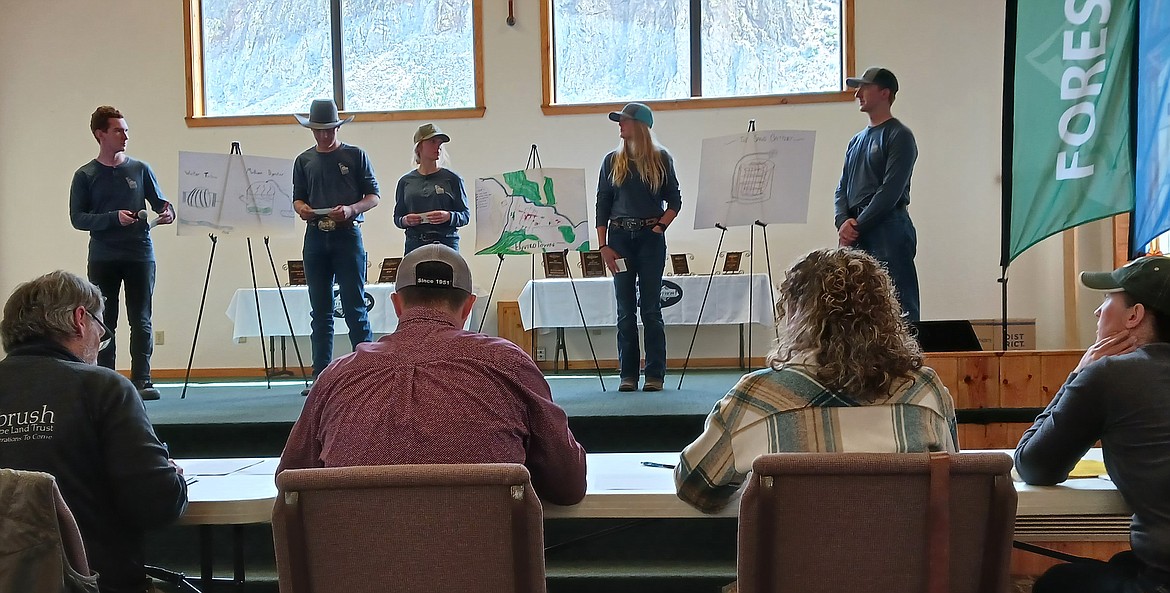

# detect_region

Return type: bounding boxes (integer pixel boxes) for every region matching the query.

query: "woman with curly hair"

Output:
[674,248,957,513]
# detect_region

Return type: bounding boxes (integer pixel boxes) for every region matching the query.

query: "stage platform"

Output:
[145,370,743,458]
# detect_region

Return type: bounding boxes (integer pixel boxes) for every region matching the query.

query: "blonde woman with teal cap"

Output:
[595,103,682,392]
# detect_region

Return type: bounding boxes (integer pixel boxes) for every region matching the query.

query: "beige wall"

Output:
[0,0,1112,370]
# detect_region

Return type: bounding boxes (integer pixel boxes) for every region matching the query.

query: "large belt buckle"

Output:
[317,218,336,232]
[620,218,641,231]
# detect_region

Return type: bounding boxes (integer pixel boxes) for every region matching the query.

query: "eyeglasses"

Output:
[84,309,113,351]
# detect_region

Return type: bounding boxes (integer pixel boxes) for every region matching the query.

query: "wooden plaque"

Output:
[542,252,568,278]
[286,260,306,286]
[722,251,744,274]
[580,251,607,277]
[378,257,403,284]
[670,253,691,276]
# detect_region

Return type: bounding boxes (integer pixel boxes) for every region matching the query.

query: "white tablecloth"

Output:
[226,284,399,339]
[518,274,774,330]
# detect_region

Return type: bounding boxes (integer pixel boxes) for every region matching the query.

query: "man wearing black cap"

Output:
[278,244,587,506]
[834,67,920,321]
[292,99,381,395]
[1016,256,1170,593]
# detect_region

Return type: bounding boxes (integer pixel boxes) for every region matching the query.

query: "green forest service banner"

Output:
[1005,0,1135,264]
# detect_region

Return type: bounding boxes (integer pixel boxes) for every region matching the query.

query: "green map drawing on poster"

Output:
[475,168,589,255]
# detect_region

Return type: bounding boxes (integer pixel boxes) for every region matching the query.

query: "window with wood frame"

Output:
[184,0,485,127]
[540,0,856,116]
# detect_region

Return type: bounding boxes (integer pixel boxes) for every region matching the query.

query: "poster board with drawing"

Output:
[474,168,590,254]
[694,130,816,228]
[177,151,297,237]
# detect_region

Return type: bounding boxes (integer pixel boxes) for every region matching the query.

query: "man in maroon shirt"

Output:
[278,244,587,505]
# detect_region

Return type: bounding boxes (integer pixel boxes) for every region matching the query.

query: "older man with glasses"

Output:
[0,270,187,593]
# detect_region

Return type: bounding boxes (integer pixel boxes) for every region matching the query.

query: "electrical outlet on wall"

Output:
[535,347,547,361]
[155,330,165,346]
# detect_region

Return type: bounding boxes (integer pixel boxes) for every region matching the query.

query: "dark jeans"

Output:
[405,231,458,254]
[1034,551,1170,593]
[88,259,155,383]
[609,226,667,380]
[854,207,920,321]
[303,225,372,376]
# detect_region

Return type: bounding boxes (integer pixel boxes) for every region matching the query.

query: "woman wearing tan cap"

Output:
[393,123,470,253]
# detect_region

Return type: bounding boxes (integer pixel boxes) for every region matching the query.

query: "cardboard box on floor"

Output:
[969,318,1036,351]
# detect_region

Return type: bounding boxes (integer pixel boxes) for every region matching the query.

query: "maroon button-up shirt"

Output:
[278,306,588,505]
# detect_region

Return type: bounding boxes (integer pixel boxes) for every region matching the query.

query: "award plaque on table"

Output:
[721,251,744,274]
[670,253,692,276]
[378,257,402,284]
[542,252,569,278]
[580,251,607,278]
[286,260,307,286]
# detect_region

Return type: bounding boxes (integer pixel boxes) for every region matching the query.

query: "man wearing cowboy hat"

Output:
[292,99,381,395]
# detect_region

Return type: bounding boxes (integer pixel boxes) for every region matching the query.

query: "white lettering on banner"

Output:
[1055,0,1112,181]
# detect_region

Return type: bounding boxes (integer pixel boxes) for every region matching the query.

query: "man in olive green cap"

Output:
[1016,255,1170,593]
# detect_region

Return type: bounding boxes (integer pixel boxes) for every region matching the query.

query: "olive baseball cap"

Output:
[395,244,473,294]
[1080,256,1170,316]
[413,123,450,144]
[846,67,900,92]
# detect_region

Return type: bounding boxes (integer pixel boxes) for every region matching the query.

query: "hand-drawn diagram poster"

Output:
[694,130,816,229]
[475,168,590,255]
[177,151,297,237]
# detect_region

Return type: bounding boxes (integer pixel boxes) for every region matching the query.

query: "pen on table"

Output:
[641,461,676,469]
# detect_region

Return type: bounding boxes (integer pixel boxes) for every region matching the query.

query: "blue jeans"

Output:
[303,224,372,376]
[609,227,667,380]
[88,260,155,383]
[405,231,458,254]
[855,207,920,321]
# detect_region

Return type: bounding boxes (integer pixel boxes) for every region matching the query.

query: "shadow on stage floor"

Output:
[146,369,747,457]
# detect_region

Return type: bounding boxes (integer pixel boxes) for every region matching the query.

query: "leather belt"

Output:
[406,229,455,241]
[308,218,357,232]
[609,217,659,231]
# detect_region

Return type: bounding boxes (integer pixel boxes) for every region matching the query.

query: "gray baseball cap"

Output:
[395,244,473,293]
[1080,255,1170,316]
[846,67,899,92]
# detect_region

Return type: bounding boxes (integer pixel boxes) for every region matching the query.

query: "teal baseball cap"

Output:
[1080,255,1170,316]
[608,103,653,128]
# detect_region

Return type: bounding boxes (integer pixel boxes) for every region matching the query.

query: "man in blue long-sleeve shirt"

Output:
[834,67,920,321]
[69,106,175,400]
